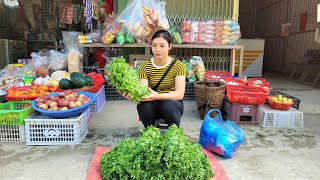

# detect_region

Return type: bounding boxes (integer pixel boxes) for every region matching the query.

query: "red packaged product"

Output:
[214,36,223,41]
[181,32,191,44]
[190,33,198,44]
[214,40,222,45]
[198,21,206,34]
[181,20,191,32]
[191,21,199,34]
[198,33,206,44]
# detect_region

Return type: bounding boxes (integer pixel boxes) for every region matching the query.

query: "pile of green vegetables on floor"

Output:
[108,56,149,102]
[100,125,214,180]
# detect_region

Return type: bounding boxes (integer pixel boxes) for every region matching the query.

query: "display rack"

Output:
[81,43,244,77]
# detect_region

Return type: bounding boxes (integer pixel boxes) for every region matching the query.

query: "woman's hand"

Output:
[141,87,158,102]
[120,91,133,101]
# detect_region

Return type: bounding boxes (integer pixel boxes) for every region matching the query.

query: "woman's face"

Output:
[151,37,172,60]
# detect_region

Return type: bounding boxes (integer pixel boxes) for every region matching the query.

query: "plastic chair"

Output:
[138,118,169,129]
[154,119,169,129]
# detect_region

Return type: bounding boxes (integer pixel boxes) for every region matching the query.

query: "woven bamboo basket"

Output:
[194,81,207,119]
[205,80,226,111]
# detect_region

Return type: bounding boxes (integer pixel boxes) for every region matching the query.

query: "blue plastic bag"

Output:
[199,109,245,158]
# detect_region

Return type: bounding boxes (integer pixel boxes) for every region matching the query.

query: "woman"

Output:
[123,30,186,128]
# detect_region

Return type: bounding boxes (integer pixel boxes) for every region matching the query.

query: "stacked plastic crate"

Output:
[258,90,303,128]
[0,101,34,142]
[24,108,90,145]
[90,85,106,113]
[223,85,268,125]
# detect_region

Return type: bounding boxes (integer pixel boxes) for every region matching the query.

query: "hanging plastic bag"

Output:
[62,31,84,73]
[30,52,50,67]
[182,60,196,82]
[48,50,68,71]
[190,56,206,81]
[199,109,245,159]
[116,0,169,41]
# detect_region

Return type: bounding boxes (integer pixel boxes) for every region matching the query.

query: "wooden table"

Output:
[82,43,244,77]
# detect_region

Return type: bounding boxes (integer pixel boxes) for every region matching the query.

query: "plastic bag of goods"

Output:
[116,0,170,41]
[181,20,191,32]
[181,32,191,44]
[116,32,125,45]
[198,33,206,44]
[190,33,198,44]
[199,109,245,158]
[198,21,206,34]
[101,24,122,44]
[62,31,84,73]
[190,56,206,81]
[183,60,196,82]
[48,50,68,71]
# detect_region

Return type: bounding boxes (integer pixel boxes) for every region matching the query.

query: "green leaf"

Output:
[100,125,214,179]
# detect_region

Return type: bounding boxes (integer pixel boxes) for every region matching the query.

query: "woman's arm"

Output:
[140,79,149,87]
[142,76,186,101]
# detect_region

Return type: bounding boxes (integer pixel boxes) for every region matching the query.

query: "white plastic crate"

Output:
[0,124,25,142]
[24,108,90,145]
[90,85,106,113]
[258,105,303,128]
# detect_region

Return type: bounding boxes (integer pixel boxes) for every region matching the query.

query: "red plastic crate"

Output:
[246,78,270,85]
[225,78,246,86]
[204,71,232,81]
[227,85,268,104]
[247,84,273,94]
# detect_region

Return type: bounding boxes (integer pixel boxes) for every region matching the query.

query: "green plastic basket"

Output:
[0,101,35,125]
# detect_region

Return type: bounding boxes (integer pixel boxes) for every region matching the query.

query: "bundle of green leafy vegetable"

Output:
[100,125,214,180]
[108,56,149,102]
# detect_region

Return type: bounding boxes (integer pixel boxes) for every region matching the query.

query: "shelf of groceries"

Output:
[81,43,244,77]
[81,43,243,50]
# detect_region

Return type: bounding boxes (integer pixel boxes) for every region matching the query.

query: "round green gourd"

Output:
[83,76,93,85]
[59,79,74,90]
[70,72,87,88]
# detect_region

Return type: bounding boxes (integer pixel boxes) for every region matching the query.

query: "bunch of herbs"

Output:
[109,56,149,102]
[100,125,214,180]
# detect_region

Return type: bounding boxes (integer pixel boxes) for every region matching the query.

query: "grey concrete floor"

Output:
[1,72,320,180]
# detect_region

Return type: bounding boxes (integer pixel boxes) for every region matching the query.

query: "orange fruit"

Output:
[41,85,49,92]
[14,91,21,96]
[29,86,37,93]
[51,85,59,92]
[8,89,15,95]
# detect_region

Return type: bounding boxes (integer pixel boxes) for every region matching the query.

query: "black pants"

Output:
[137,100,184,128]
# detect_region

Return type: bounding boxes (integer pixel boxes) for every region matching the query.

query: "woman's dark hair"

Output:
[151,30,172,45]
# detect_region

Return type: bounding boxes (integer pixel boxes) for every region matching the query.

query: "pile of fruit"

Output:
[268,95,294,110]
[35,91,92,111]
[269,95,293,104]
[58,72,104,93]
[6,85,59,101]
[0,113,20,123]
[59,72,93,90]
